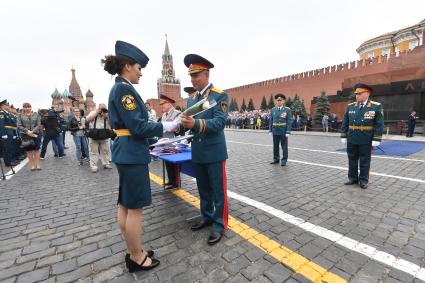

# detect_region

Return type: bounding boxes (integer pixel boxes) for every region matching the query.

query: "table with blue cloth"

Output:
[150,147,196,189]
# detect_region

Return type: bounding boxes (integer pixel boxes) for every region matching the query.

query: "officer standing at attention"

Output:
[341,83,384,189]
[102,40,177,273]
[180,54,229,245]
[159,94,181,189]
[269,93,292,166]
[0,99,8,166]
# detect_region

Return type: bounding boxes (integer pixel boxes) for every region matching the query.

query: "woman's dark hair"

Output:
[101,54,136,75]
[80,109,85,116]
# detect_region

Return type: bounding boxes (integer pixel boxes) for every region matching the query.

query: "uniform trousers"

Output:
[347,142,372,184]
[272,134,288,163]
[192,160,228,233]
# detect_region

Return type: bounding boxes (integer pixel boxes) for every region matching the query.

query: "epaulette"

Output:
[284,106,290,109]
[370,100,381,105]
[211,87,223,94]
[121,81,129,85]
[348,102,356,106]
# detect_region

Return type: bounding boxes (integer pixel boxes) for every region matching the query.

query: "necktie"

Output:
[359,103,363,110]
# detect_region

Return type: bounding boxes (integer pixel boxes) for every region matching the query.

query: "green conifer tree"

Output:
[260,96,267,110]
[240,98,247,112]
[313,90,331,125]
[248,98,255,111]
[267,94,275,109]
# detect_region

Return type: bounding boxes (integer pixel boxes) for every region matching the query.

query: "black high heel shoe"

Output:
[125,250,154,269]
[127,254,160,273]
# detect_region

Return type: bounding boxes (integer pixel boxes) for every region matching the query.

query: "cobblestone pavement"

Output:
[1,131,425,282]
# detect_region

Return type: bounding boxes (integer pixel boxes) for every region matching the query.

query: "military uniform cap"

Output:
[0,99,7,105]
[184,54,214,74]
[115,40,149,68]
[353,83,373,94]
[274,93,286,100]
[183,87,196,94]
[159,94,175,105]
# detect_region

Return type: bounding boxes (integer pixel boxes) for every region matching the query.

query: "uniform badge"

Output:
[364,111,375,119]
[280,112,287,118]
[221,101,228,112]
[121,95,137,111]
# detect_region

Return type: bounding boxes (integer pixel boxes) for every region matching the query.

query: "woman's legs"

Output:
[26,151,35,169]
[126,208,152,265]
[117,205,129,253]
[34,150,41,169]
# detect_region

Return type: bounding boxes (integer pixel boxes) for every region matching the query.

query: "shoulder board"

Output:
[370,100,381,105]
[348,102,356,106]
[121,81,129,85]
[211,87,223,94]
[284,106,290,109]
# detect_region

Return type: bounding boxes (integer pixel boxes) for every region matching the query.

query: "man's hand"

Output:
[285,133,290,138]
[180,115,195,129]
[341,138,347,144]
[372,141,380,147]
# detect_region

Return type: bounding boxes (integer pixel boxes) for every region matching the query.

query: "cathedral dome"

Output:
[62,89,73,99]
[85,89,94,97]
[51,88,62,99]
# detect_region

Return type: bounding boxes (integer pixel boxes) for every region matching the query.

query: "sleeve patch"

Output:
[221,101,228,112]
[121,94,137,111]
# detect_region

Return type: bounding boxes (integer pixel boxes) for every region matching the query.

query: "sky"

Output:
[0,0,424,110]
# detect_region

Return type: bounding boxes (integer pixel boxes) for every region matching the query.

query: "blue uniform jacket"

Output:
[269,106,292,135]
[341,100,384,144]
[108,77,163,164]
[187,84,228,164]
[0,110,6,137]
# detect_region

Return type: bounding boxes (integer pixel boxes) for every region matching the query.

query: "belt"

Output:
[114,129,131,136]
[272,123,287,126]
[349,125,373,131]
[5,126,17,129]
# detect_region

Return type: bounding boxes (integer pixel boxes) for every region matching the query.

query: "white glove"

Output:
[12,136,16,139]
[372,141,380,147]
[269,132,273,135]
[341,138,347,145]
[1,135,7,139]
[285,133,290,138]
[162,121,178,133]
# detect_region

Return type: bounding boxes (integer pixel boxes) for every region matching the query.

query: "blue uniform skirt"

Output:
[116,164,152,209]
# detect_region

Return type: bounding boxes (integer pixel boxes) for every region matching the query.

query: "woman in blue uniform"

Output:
[102,40,177,273]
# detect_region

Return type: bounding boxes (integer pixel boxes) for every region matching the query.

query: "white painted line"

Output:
[289,159,425,184]
[227,190,425,281]
[227,140,425,163]
[227,140,425,184]
[4,159,28,180]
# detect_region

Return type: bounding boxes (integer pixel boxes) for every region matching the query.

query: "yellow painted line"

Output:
[149,172,347,283]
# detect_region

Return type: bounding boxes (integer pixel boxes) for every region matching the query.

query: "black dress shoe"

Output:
[207,231,223,245]
[270,161,279,164]
[127,255,160,273]
[125,250,154,269]
[359,183,368,189]
[190,221,212,231]
[280,162,287,166]
[344,180,358,185]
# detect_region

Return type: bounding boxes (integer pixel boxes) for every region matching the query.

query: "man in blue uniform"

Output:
[269,93,292,166]
[180,54,229,245]
[341,83,384,189]
[1,102,19,166]
[406,110,418,137]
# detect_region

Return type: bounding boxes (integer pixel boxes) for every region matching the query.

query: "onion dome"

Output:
[78,97,85,103]
[62,89,73,99]
[51,88,62,99]
[85,89,94,97]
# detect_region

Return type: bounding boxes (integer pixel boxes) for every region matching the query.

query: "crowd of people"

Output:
[0,99,115,176]
[226,110,341,132]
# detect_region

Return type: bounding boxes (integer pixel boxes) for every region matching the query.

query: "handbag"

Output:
[20,134,36,149]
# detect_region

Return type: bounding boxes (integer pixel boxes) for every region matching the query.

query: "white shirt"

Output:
[199,83,212,96]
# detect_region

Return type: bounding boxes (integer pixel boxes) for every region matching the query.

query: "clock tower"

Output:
[157,35,181,103]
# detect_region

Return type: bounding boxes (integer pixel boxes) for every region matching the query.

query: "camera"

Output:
[100,108,108,113]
